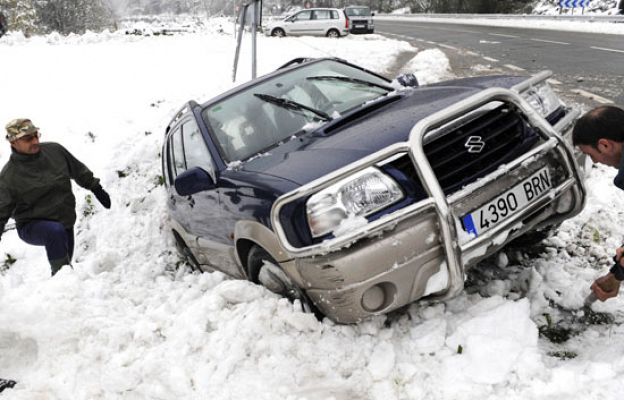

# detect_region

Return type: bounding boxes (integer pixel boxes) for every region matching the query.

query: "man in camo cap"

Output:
[0,118,111,276]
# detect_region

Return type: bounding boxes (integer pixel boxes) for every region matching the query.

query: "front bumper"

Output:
[271,77,586,323]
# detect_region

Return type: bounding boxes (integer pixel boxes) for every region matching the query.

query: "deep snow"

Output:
[0,16,624,400]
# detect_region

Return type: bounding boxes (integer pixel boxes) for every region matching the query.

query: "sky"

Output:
[0,14,624,400]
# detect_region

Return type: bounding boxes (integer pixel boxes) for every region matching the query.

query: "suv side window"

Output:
[293,10,311,21]
[331,10,338,19]
[182,120,214,177]
[313,10,331,20]
[171,126,186,178]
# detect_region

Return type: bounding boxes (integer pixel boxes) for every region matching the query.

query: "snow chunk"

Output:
[400,48,452,84]
[445,298,539,384]
[213,280,266,304]
[367,342,396,380]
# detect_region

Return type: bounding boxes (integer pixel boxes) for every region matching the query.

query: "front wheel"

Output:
[271,28,285,37]
[247,245,323,318]
[326,29,340,38]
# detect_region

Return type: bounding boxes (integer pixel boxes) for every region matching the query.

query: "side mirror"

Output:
[174,167,216,196]
[396,73,419,88]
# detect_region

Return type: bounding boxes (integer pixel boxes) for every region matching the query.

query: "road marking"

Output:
[591,46,624,54]
[483,56,499,62]
[531,38,570,45]
[571,89,614,104]
[489,33,517,38]
[504,64,526,71]
[426,41,437,45]
[466,51,479,56]
[415,38,425,42]
[439,44,457,50]
[547,79,562,85]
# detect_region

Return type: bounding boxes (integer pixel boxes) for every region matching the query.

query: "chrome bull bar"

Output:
[270,76,586,300]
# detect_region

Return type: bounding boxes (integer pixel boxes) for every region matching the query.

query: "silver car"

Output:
[265,8,350,38]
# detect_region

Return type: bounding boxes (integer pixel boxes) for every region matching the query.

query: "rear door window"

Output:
[313,10,331,20]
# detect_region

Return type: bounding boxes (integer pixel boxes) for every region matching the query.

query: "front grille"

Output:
[422,104,539,194]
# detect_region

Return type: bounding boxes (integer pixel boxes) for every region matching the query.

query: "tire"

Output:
[326,29,340,38]
[247,245,323,318]
[173,231,201,271]
[271,28,285,37]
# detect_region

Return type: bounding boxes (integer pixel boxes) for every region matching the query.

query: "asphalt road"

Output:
[376,19,624,106]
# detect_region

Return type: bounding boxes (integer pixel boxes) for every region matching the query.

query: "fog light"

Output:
[556,189,574,213]
[362,285,385,311]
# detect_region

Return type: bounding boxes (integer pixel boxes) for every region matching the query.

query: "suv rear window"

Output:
[345,7,371,17]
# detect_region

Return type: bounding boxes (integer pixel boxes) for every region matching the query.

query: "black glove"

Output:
[92,185,111,209]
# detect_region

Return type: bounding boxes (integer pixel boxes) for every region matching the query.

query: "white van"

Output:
[265,8,349,38]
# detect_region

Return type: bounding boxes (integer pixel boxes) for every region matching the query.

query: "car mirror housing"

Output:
[396,73,419,88]
[174,167,215,196]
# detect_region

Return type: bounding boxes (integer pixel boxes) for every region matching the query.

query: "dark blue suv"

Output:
[162,57,587,323]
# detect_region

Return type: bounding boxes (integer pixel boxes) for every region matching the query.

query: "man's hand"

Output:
[92,185,111,209]
[591,273,621,301]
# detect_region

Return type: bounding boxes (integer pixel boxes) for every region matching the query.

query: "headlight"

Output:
[306,167,404,238]
[522,82,563,118]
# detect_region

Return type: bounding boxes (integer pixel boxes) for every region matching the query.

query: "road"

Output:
[376,19,624,107]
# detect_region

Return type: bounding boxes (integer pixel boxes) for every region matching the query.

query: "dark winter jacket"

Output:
[0,142,100,235]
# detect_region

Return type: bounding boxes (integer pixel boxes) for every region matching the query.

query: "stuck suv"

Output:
[265,8,349,37]
[344,6,374,34]
[162,57,587,323]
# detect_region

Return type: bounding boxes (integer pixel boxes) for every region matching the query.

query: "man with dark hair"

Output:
[0,118,111,276]
[0,11,7,38]
[573,104,624,301]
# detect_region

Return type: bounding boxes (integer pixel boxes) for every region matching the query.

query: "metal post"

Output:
[251,1,258,79]
[232,6,248,82]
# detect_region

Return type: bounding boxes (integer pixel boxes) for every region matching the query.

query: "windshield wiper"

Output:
[253,93,331,121]
[306,75,394,92]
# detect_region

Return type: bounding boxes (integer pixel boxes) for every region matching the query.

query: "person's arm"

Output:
[58,144,111,209]
[591,245,624,301]
[58,144,99,190]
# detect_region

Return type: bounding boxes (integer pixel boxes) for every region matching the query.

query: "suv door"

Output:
[286,10,312,35]
[166,119,243,277]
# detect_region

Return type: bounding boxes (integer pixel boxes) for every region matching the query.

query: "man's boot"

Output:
[49,255,71,276]
[0,378,16,393]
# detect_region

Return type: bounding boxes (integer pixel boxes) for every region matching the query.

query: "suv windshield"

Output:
[345,7,371,17]
[202,60,391,162]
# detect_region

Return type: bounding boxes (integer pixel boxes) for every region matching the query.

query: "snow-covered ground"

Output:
[1,17,624,400]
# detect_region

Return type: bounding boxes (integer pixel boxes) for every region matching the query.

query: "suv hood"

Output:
[240,76,523,185]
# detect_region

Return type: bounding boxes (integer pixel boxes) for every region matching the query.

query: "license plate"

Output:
[461,167,552,237]
[355,24,365,28]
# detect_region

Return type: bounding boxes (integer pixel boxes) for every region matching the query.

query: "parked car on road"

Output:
[344,5,374,34]
[265,8,349,37]
[162,57,587,323]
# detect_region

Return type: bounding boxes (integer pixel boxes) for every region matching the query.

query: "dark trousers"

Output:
[17,220,74,275]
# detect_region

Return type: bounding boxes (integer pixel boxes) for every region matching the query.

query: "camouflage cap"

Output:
[5,119,39,142]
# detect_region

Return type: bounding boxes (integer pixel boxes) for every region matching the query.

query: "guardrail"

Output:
[376,13,624,23]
